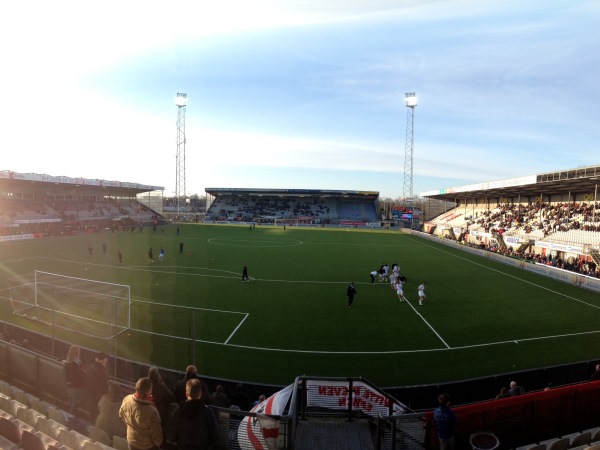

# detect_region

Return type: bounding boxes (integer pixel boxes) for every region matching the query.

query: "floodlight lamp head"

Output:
[176,93,188,106]
[405,92,417,107]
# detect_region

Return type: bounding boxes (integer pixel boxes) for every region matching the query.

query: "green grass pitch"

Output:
[1,223,599,387]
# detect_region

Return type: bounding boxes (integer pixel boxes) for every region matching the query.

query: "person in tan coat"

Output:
[119,377,162,450]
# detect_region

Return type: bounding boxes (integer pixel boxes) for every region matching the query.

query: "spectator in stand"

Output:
[173,365,208,404]
[119,377,163,450]
[86,352,109,417]
[148,367,176,437]
[252,394,266,408]
[209,385,230,408]
[495,387,509,400]
[95,382,126,440]
[166,379,221,450]
[433,393,456,450]
[591,364,600,380]
[229,383,251,411]
[508,380,524,396]
[64,345,87,416]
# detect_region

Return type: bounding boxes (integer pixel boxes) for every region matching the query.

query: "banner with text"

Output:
[306,380,407,417]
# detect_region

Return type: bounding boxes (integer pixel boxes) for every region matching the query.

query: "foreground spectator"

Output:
[148,367,176,437]
[433,393,456,450]
[96,382,126,440]
[119,377,162,450]
[64,345,86,416]
[167,379,222,450]
[87,352,109,416]
[173,366,201,404]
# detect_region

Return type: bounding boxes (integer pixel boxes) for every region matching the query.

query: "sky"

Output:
[1,0,599,199]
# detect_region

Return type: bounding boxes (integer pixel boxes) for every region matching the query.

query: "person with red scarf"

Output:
[119,377,163,450]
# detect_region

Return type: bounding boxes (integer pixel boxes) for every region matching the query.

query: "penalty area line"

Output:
[224,313,250,345]
[402,297,451,349]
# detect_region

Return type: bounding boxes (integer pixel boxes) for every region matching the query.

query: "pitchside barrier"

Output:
[422,380,600,450]
[413,230,600,294]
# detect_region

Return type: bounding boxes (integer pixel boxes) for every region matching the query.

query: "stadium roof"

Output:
[420,165,600,201]
[205,187,379,198]
[0,170,163,196]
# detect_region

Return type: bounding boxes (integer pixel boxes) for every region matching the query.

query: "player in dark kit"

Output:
[347,282,357,308]
[242,264,249,282]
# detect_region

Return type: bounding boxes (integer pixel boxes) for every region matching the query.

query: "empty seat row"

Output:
[0,380,120,450]
[516,428,600,450]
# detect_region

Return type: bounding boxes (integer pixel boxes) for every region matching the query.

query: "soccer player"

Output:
[242,264,249,282]
[398,273,407,286]
[396,282,406,302]
[369,270,377,285]
[159,247,165,261]
[347,282,357,308]
[418,282,426,305]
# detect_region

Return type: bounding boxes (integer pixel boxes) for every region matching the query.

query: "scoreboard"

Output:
[392,206,420,220]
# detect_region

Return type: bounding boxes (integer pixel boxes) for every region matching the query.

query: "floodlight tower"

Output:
[175,93,187,216]
[403,92,417,200]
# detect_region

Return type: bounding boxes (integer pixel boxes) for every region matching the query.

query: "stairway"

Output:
[590,249,600,267]
[294,418,375,450]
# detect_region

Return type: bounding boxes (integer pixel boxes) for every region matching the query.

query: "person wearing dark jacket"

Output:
[173,365,212,406]
[167,379,221,450]
[229,383,250,411]
[65,345,87,416]
[173,366,200,404]
[148,367,176,437]
[87,352,109,416]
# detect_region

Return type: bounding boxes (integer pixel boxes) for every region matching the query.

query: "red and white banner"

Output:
[238,384,294,450]
[305,380,407,417]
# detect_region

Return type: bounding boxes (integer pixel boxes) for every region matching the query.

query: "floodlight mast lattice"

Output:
[403,92,417,200]
[175,93,187,217]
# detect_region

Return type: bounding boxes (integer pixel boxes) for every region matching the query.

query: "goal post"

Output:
[273,218,300,227]
[9,271,131,340]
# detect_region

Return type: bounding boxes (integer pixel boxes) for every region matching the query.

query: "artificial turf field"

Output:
[1,223,599,388]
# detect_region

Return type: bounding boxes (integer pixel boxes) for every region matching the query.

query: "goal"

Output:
[8,271,130,340]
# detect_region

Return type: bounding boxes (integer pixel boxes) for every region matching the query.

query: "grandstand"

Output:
[422,165,600,279]
[205,187,379,225]
[0,171,166,236]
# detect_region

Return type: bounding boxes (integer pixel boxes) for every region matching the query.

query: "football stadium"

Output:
[1,166,600,449]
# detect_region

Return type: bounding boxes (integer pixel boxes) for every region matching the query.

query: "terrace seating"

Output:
[544,438,569,450]
[83,441,114,450]
[87,426,111,446]
[30,398,51,417]
[25,408,47,429]
[111,435,128,450]
[47,406,69,427]
[1,399,28,419]
[570,432,593,448]
[36,417,68,441]
[21,429,48,450]
[0,417,23,447]
[57,428,90,450]
[33,430,61,450]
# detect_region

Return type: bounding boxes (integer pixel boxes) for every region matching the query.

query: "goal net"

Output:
[7,271,130,340]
